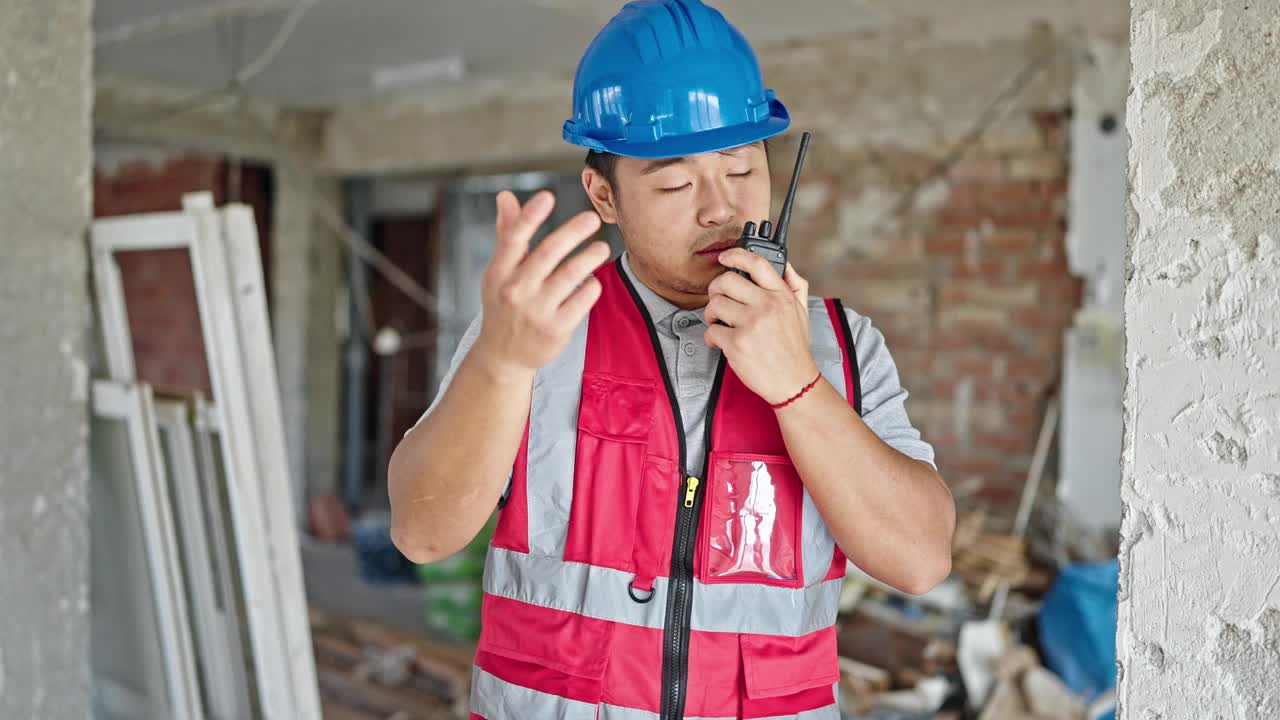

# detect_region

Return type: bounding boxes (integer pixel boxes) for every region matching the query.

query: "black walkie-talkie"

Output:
[734,131,811,279]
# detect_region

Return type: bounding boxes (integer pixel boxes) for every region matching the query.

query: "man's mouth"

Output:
[695,238,739,256]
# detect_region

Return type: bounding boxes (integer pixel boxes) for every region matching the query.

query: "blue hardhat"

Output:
[563,0,790,159]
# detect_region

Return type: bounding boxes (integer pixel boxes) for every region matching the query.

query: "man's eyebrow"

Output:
[640,157,686,175]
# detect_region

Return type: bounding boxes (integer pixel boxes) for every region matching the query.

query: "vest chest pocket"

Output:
[563,372,656,570]
[698,452,805,588]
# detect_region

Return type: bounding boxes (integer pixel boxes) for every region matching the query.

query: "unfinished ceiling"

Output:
[94,0,1126,109]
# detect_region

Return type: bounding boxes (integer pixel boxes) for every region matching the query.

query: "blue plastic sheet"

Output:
[1037,559,1119,702]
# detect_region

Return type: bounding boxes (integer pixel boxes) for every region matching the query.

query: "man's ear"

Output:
[582,167,620,224]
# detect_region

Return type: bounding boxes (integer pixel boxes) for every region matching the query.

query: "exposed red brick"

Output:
[986,229,1040,255]
[905,121,1072,524]
[925,230,971,256]
[975,430,1036,454]
[1003,355,1056,382]
[947,156,1008,182]
[981,181,1051,206]
[946,258,1010,279]
[974,483,1021,507]
[1032,110,1067,148]
[989,203,1062,228]
[951,355,996,378]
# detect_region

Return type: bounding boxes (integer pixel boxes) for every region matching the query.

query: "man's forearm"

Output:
[775,379,955,594]
[387,348,534,563]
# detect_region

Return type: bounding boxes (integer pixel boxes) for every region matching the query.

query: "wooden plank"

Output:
[321,702,384,720]
[345,619,473,697]
[316,667,454,720]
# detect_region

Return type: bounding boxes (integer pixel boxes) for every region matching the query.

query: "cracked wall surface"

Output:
[0,1,94,718]
[1121,1,1280,717]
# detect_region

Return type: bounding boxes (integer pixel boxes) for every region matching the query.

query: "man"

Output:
[388,1,954,718]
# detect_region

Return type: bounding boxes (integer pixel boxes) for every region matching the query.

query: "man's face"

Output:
[583,142,771,309]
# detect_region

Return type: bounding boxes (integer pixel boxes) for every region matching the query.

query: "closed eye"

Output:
[659,183,691,193]
[728,170,752,178]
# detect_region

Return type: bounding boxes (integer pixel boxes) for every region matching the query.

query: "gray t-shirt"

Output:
[412,253,935,478]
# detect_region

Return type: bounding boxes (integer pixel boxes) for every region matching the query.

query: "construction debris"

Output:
[952,511,1035,603]
[958,620,1011,708]
[837,465,1116,720]
[974,644,1088,720]
[310,608,473,719]
[1023,666,1088,719]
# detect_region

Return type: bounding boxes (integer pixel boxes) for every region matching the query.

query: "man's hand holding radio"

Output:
[704,249,820,407]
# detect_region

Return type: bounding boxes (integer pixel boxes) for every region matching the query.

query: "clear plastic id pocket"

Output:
[699,452,803,587]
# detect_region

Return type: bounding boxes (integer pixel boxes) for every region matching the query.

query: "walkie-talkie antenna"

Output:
[772,131,811,250]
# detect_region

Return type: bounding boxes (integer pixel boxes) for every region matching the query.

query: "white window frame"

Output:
[92,380,205,720]
[153,396,254,720]
[89,193,320,720]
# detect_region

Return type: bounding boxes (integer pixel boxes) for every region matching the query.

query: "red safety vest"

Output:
[470,259,862,720]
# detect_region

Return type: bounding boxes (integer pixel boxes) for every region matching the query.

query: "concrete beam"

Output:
[321,7,1125,176]
[93,74,320,163]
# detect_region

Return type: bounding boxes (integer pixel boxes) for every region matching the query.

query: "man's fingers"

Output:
[494,190,520,235]
[510,191,557,245]
[542,240,612,305]
[490,190,549,279]
[703,323,731,350]
[554,275,603,332]
[704,294,747,328]
[707,268,767,305]
[783,262,809,304]
[520,210,602,281]
[717,248,787,291]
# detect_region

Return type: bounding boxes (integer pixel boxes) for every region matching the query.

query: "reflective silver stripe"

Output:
[484,546,668,629]
[471,666,598,720]
[472,666,835,720]
[596,704,663,720]
[485,547,842,637]
[525,319,588,556]
[596,704,661,720]
[694,576,841,637]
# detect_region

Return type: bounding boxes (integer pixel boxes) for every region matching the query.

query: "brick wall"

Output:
[783,110,1079,520]
[93,151,272,396]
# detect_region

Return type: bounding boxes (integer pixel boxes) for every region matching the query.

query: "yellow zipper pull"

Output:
[684,476,700,508]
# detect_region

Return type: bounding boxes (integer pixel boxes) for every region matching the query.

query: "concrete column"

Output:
[272,164,344,508]
[307,178,344,501]
[1121,3,1280,717]
[0,1,94,718]
[273,163,317,519]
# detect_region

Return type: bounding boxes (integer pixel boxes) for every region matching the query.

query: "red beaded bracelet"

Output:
[770,372,823,409]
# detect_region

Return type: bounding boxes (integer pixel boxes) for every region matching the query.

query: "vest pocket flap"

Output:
[739,629,840,699]
[477,594,615,681]
[579,372,656,441]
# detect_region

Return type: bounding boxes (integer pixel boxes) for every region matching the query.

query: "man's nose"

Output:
[696,178,736,228]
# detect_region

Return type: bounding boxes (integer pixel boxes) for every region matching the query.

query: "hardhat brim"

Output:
[565,99,791,160]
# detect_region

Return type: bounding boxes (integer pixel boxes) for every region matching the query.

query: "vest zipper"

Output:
[613,261,723,720]
[660,358,726,720]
